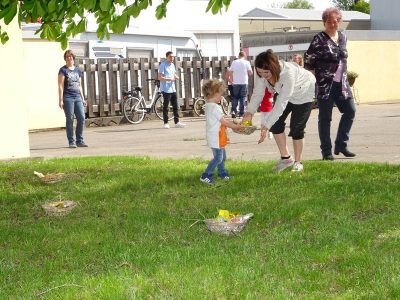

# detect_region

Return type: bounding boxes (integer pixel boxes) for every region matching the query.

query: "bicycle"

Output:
[193,95,231,117]
[122,79,174,124]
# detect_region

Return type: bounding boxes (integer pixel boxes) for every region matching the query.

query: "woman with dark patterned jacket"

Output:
[304,7,356,161]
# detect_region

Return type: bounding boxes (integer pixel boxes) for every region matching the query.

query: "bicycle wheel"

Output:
[220,96,231,116]
[123,97,145,124]
[193,98,206,117]
[154,95,174,121]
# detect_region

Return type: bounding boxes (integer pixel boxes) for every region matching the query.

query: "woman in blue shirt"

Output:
[58,50,88,148]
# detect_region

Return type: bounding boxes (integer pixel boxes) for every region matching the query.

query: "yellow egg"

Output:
[243,121,252,126]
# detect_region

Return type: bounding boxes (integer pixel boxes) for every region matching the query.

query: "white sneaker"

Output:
[292,161,304,172]
[268,132,273,140]
[163,123,170,129]
[175,122,186,128]
[272,157,295,173]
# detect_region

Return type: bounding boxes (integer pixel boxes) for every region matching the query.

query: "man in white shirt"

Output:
[227,51,253,118]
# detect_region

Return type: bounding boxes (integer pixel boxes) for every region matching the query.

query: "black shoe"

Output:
[334,149,356,157]
[231,113,236,119]
[322,154,334,161]
[77,142,89,147]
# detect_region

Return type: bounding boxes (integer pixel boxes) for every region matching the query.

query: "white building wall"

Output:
[23,40,65,130]
[0,19,30,159]
[78,32,198,59]
[84,0,240,57]
[371,0,400,30]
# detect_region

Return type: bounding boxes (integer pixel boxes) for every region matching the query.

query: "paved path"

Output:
[29,102,400,164]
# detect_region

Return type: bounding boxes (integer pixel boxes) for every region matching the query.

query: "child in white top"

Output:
[200,79,242,185]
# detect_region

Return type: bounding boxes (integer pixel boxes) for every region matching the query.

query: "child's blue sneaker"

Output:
[200,174,214,185]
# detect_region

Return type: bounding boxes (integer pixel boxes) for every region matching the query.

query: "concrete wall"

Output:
[347,31,400,103]
[371,0,400,30]
[0,19,30,159]
[240,20,370,34]
[22,40,65,130]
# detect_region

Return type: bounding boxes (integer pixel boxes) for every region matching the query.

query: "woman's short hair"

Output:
[322,7,342,23]
[202,79,225,100]
[254,49,281,83]
[63,50,75,60]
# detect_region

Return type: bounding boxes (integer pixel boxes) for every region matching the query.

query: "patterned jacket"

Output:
[304,31,353,100]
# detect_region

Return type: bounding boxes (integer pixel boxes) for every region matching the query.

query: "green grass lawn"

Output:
[1,157,399,299]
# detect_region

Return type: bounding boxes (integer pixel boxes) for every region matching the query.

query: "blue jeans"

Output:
[203,148,228,177]
[318,82,356,156]
[63,97,85,145]
[231,84,248,116]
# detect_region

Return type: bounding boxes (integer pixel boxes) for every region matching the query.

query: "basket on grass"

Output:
[42,200,77,217]
[232,126,257,135]
[204,213,253,236]
[34,171,65,184]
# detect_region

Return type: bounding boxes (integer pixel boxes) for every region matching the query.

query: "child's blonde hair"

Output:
[202,79,225,101]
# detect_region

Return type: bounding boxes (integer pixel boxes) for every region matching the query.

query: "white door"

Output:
[195,33,234,57]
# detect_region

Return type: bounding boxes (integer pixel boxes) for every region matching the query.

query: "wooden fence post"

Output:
[129,59,139,91]
[108,59,118,115]
[182,58,192,110]
[149,58,159,99]
[140,58,149,101]
[119,59,129,114]
[97,59,107,117]
[192,57,201,98]
[202,57,210,80]
[211,56,220,80]
[86,59,97,117]
[175,58,182,100]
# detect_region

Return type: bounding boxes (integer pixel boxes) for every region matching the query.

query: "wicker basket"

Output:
[232,126,257,135]
[42,200,77,217]
[204,214,253,235]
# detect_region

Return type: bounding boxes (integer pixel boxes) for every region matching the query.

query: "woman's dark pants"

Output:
[318,82,356,156]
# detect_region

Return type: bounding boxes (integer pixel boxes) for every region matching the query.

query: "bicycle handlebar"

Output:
[147,78,160,86]
[123,79,160,95]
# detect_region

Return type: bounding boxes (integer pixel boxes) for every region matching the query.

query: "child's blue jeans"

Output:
[203,148,228,177]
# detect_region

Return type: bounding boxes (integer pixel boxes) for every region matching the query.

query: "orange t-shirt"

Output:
[219,125,228,148]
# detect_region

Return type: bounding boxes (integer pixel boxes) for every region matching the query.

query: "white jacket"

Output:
[247,61,316,129]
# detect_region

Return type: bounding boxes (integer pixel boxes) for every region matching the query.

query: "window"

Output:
[126,48,154,61]
[69,42,89,58]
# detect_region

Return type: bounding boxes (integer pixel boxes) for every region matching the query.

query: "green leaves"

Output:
[100,0,112,12]
[0,27,9,44]
[110,13,129,33]
[284,0,314,9]
[126,4,141,18]
[138,0,149,10]
[79,0,96,11]
[155,2,167,20]
[75,19,86,34]
[0,0,232,49]
[206,0,225,14]
[0,0,17,25]
[40,23,58,40]
[47,0,57,13]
